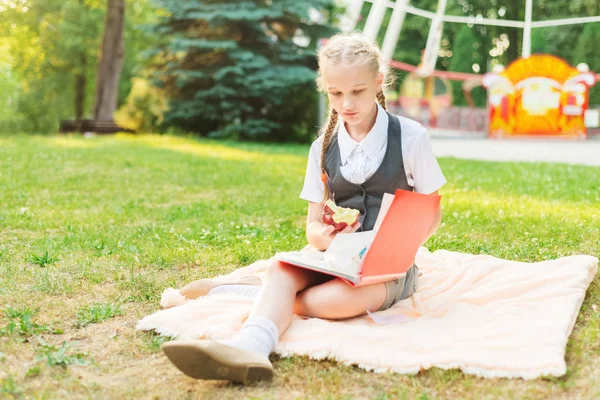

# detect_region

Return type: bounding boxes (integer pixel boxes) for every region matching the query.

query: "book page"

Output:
[277,230,376,279]
[276,248,360,283]
[323,230,376,275]
[277,247,325,264]
[373,192,395,232]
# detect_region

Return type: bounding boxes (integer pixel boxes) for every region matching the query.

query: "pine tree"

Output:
[149,0,336,141]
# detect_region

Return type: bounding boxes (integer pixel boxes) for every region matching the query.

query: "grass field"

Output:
[0,134,599,399]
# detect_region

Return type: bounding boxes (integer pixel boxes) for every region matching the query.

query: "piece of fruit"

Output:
[322,199,360,232]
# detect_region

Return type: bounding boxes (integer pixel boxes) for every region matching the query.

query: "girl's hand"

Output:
[321,221,361,241]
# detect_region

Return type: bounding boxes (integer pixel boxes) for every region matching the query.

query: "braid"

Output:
[377,89,387,110]
[315,33,394,203]
[319,108,338,202]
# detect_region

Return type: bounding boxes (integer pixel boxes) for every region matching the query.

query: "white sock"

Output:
[220,317,279,358]
[208,284,261,299]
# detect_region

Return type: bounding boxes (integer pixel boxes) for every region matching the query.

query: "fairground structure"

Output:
[338,0,600,138]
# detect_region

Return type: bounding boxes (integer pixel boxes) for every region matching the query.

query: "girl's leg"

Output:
[219,260,328,357]
[249,260,329,333]
[179,275,262,299]
[294,278,387,319]
[162,260,328,383]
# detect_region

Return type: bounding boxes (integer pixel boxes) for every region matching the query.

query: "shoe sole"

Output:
[162,342,273,384]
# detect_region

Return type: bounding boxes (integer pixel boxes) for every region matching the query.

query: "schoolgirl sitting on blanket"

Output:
[162,32,446,384]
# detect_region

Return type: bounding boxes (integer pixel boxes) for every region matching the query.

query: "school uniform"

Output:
[300,103,446,310]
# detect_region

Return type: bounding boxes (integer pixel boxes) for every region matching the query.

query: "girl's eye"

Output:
[330,92,341,96]
[353,90,365,94]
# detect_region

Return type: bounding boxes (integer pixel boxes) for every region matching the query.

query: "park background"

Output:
[1,0,600,139]
[1,1,600,399]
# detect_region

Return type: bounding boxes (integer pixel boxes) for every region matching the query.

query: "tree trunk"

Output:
[75,52,86,130]
[93,0,125,121]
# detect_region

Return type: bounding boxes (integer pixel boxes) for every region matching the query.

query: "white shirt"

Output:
[300,103,446,202]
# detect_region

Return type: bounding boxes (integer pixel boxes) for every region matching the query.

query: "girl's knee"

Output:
[267,259,293,277]
[295,280,349,314]
[265,260,306,289]
[295,280,386,319]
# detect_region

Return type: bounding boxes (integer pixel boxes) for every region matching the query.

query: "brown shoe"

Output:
[162,340,273,384]
[179,275,262,299]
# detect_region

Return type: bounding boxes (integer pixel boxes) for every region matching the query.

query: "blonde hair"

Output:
[316,32,392,201]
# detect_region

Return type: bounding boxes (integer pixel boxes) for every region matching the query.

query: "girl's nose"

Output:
[343,97,354,109]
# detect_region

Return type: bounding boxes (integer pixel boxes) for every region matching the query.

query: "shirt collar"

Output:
[337,103,388,165]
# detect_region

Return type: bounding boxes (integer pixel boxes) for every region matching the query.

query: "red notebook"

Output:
[276,189,442,286]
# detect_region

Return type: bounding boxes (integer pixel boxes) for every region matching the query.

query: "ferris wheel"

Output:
[339,0,600,76]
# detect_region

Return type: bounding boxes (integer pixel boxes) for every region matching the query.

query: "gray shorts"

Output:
[378,264,419,311]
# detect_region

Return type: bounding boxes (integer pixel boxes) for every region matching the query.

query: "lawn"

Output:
[0,134,599,399]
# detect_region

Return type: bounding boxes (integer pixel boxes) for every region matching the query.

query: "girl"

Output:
[162,32,446,384]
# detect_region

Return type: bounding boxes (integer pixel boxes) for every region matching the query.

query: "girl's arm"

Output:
[422,190,442,244]
[305,202,360,251]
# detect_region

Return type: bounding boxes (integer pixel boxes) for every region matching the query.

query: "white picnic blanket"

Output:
[137,248,597,380]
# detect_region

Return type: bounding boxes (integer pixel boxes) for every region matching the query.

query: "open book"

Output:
[276,189,442,286]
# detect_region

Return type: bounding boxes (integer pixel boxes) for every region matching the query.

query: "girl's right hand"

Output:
[321,221,361,243]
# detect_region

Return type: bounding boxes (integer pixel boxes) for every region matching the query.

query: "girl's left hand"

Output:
[321,221,361,240]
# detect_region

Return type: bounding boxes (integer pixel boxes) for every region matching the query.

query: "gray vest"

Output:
[324,112,413,231]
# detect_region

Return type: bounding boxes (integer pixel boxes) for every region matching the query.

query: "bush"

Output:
[114,78,168,133]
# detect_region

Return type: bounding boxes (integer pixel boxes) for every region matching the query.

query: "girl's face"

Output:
[323,62,383,129]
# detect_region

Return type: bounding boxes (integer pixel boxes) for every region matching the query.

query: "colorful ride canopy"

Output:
[482,55,595,139]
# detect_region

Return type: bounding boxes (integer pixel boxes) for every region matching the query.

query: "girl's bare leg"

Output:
[294,278,387,319]
[251,260,329,333]
[162,260,328,383]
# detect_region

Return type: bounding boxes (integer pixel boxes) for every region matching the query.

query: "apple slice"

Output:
[322,199,360,232]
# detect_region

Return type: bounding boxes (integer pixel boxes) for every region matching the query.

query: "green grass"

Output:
[29,251,59,268]
[34,337,90,369]
[0,307,56,339]
[75,302,123,328]
[0,133,598,399]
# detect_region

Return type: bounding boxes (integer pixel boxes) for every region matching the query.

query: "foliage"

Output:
[114,78,169,132]
[1,1,599,135]
[448,25,485,107]
[75,302,123,327]
[574,23,600,105]
[29,251,59,268]
[0,307,54,339]
[142,332,173,352]
[35,338,90,369]
[147,0,336,141]
[0,1,104,133]
[360,0,600,109]
[0,0,160,133]
[0,376,21,398]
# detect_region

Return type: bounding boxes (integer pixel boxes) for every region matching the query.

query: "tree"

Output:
[0,42,20,131]
[530,28,548,54]
[0,0,104,132]
[114,77,168,132]
[148,0,336,141]
[574,23,600,105]
[94,0,126,121]
[0,0,157,133]
[448,25,485,106]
